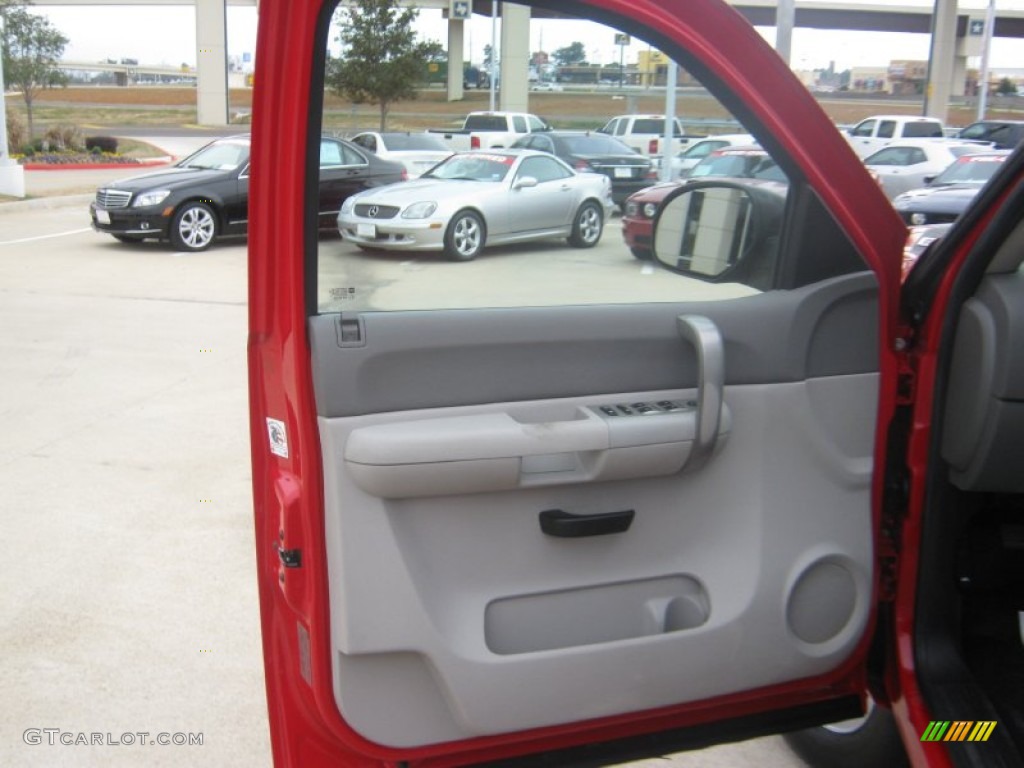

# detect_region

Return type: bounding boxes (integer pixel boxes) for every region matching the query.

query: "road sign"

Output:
[614,33,631,46]
[450,0,471,20]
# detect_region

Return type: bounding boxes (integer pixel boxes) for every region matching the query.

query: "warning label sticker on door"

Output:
[267,418,289,459]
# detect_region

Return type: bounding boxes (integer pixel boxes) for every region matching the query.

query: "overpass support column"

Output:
[447,19,465,101]
[196,0,229,126]
[776,0,795,65]
[499,3,530,113]
[924,0,957,120]
[952,56,968,97]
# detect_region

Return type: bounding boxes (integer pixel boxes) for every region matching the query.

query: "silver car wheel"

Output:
[173,203,217,251]
[453,216,481,256]
[444,210,485,261]
[579,206,601,243]
[568,201,603,248]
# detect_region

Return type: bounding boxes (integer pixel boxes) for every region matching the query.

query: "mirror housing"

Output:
[652,180,786,289]
[514,176,538,189]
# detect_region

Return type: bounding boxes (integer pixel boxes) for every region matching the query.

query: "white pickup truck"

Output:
[596,114,701,157]
[844,114,946,159]
[427,111,553,151]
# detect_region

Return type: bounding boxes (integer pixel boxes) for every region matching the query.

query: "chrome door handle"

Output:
[677,315,724,472]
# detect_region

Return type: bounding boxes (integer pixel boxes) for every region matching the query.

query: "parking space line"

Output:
[0,228,93,246]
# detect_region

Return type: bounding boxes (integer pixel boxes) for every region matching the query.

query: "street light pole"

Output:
[489,2,499,112]
[661,60,677,182]
[0,13,9,161]
[977,0,996,120]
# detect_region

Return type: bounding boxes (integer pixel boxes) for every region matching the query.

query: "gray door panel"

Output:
[309,272,878,417]
[310,272,881,747]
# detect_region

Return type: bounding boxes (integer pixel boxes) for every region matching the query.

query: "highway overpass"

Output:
[26,0,1024,124]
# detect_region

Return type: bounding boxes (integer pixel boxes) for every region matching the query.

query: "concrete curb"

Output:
[0,193,94,215]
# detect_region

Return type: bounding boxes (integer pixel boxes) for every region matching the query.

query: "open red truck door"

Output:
[247,1,1024,766]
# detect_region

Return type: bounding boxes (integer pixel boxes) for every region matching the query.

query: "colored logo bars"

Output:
[921,721,998,742]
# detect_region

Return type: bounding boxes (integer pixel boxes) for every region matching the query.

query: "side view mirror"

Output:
[514,176,538,189]
[923,174,936,185]
[652,181,786,289]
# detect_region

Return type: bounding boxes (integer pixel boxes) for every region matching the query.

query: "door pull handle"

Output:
[677,314,725,472]
[539,509,635,538]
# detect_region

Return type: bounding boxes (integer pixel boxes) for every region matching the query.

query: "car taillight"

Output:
[401,169,409,181]
[644,168,658,179]
[648,138,658,154]
[471,135,481,149]
[574,159,592,171]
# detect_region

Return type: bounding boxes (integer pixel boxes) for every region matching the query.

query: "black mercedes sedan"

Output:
[510,130,656,206]
[90,135,407,251]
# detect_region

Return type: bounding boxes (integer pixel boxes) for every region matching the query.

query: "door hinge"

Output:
[879,336,915,603]
[893,328,916,405]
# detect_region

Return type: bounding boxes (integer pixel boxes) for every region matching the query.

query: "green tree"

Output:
[0,0,68,143]
[326,0,438,131]
[553,41,587,68]
[995,77,1017,96]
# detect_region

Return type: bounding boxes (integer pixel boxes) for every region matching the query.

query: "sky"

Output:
[31,2,1024,74]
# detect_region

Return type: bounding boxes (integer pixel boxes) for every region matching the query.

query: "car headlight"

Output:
[642,202,658,218]
[340,196,357,215]
[910,212,928,225]
[401,201,437,219]
[132,190,171,207]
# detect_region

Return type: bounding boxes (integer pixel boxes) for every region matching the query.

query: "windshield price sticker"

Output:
[476,154,515,165]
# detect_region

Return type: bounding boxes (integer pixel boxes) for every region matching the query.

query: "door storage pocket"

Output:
[485,575,709,654]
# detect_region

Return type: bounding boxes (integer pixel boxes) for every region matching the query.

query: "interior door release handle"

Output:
[677,314,725,472]
[539,509,635,538]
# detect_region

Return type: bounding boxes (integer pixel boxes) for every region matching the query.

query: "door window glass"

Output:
[313,3,867,314]
[320,139,343,166]
[517,156,572,183]
[527,115,550,132]
[851,120,875,137]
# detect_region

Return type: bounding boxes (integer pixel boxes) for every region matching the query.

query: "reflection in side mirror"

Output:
[652,181,787,289]
[654,187,753,277]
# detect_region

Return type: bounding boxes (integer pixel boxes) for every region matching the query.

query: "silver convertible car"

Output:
[337,149,614,261]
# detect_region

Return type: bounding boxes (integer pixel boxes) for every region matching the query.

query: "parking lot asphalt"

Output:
[0,145,810,768]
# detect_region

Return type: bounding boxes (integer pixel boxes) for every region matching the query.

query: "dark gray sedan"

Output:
[511,131,656,206]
